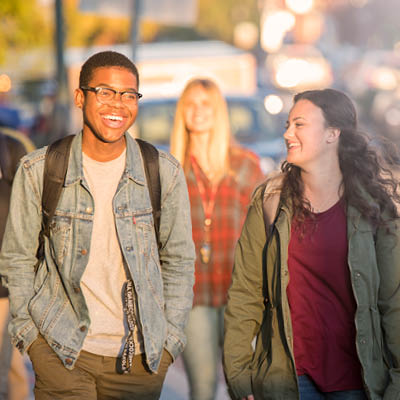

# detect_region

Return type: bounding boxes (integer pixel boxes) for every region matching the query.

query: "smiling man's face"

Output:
[75,66,138,154]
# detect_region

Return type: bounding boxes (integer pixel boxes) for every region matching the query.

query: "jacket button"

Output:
[16,340,24,350]
[81,249,87,255]
[80,326,86,332]
[86,207,93,213]
[65,358,73,365]
[74,287,80,293]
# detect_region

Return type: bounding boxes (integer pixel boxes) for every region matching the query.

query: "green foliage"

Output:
[0,0,52,64]
[196,0,259,43]
[0,0,260,68]
[141,0,260,45]
[64,0,130,47]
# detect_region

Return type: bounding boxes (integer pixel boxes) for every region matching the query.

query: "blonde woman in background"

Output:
[170,78,264,400]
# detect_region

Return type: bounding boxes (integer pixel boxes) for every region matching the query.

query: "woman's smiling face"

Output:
[182,85,215,136]
[284,99,338,169]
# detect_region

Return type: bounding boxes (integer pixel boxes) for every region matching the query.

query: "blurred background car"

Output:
[131,93,286,174]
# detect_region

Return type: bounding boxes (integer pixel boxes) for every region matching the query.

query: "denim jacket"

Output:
[0,132,195,372]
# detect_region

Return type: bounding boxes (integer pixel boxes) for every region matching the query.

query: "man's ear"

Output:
[74,88,84,109]
[327,127,341,144]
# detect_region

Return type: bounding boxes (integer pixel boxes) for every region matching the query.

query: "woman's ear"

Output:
[327,127,341,144]
[74,88,84,109]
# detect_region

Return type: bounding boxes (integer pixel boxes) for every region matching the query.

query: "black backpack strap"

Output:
[36,135,74,265]
[42,135,74,237]
[135,138,161,250]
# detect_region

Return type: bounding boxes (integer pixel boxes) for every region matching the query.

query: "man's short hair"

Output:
[79,51,139,88]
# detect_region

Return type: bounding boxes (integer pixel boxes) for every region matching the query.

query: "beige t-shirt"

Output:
[81,150,144,357]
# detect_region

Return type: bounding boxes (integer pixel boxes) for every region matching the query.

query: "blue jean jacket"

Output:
[0,132,195,372]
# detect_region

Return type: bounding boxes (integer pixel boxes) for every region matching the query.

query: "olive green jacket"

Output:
[223,175,400,400]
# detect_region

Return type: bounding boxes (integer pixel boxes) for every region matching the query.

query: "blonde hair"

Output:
[170,78,232,179]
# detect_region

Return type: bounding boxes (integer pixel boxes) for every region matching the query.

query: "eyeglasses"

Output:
[80,86,143,105]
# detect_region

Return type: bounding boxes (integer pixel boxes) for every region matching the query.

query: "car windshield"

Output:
[135,96,283,146]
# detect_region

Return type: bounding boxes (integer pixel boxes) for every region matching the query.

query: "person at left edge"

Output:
[0,51,195,400]
[0,131,30,400]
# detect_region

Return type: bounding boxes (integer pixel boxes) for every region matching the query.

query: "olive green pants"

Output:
[28,334,172,400]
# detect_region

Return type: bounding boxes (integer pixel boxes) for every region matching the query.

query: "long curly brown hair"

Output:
[281,88,400,228]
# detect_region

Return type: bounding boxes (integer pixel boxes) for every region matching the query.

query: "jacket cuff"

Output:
[165,332,185,361]
[227,373,253,399]
[11,320,38,354]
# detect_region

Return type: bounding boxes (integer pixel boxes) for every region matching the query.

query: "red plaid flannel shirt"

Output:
[187,147,264,307]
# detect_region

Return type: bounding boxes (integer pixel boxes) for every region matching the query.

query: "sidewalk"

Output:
[26,353,230,400]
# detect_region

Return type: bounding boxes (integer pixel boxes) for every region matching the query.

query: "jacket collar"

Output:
[64,131,146,187]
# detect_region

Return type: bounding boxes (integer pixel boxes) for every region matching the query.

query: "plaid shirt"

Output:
[187,146,264,307]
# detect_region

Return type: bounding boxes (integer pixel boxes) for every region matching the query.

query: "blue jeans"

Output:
[182,305,224,400]
[298,375,367,400]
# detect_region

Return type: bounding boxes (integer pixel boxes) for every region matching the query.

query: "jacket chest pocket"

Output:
[49,215,72,266]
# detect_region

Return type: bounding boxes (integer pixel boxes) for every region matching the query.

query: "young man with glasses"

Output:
[0,51,195,399]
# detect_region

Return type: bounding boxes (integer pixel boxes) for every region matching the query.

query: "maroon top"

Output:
[287,200,364,392]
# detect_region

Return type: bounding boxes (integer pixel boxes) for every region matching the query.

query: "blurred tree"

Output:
[142,0,260,44]
[65,0,130,47]
[0,0,52,64]
[0,0,260,64]
[196,0,258,44]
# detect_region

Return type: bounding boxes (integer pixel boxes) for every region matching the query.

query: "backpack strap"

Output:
[262,171,284,239]
[135,138,161,250]
[36,134,74,265]
[42,135,75,237]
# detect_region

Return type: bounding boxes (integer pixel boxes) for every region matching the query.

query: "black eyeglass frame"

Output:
[80,86,143,104]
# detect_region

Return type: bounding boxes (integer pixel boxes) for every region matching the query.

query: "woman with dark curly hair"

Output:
[223,88,400,400]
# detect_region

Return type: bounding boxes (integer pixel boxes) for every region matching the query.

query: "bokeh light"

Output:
[261,10,295,53]
[0,74,12,92]
[369,67,398,91]
[285,0,314,15]
[264,94,284,115]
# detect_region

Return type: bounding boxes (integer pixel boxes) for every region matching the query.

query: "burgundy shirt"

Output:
[287,200,364,392]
